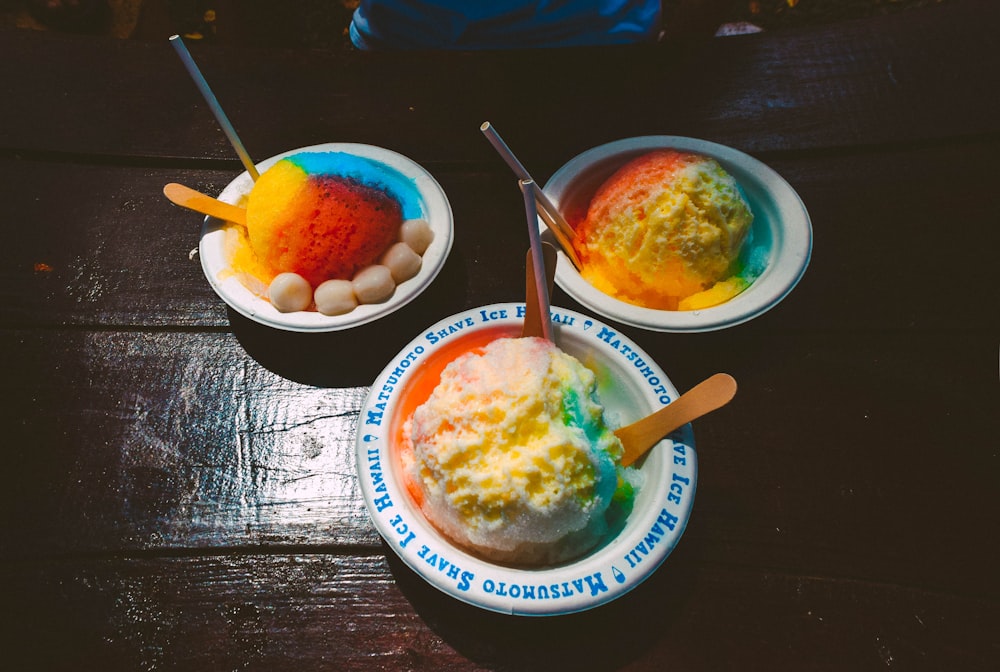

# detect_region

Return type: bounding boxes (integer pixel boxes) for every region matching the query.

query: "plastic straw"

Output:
[520,179,552,342]
[481,121,532,181]
[480,122,581,268]
[170,34,259,181]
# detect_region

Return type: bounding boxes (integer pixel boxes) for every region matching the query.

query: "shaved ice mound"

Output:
[224,150,434,315]
[574,150,757,311]
[245,152,421,286]
[401,336,636,566]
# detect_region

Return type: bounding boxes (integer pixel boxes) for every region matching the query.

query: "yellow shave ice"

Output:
[574,150,758,311]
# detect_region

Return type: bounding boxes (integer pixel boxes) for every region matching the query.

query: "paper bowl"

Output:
[199,143,454,332]
[542,136,812,332]
[355,303,697,616]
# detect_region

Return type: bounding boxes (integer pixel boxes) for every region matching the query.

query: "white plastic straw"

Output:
[480,122,581,268]
[170,35,260,181]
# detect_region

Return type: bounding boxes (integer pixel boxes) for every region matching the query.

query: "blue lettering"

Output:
[583,573,608,596]
[479,309,508,322]
[373,494,392,512]
[657,508,679,531]
[386,514,416,548]
[458,571,473,591]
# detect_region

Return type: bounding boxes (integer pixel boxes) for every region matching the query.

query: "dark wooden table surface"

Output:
[2,1,998,669]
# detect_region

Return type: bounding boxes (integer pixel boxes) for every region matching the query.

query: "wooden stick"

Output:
[163,183,247,226]
[520,180,552,341]
[616,373,738,467]
[521,242,557,339]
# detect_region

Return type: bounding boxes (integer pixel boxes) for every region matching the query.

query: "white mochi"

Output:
[381,242,423,283]
[352,265,396,304]
[268,273,312,312]
[314,279,358,316]
[399,219,434,255]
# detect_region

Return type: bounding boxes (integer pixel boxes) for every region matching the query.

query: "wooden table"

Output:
[2,1,997,668]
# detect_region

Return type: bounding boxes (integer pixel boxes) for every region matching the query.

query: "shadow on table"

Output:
[384,536,700,670]
[227,254,468,388]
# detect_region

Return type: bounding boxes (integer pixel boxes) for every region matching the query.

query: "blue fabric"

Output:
[350,1,662,50]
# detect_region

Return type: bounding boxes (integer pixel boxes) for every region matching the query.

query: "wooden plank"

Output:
[1,139,998,332]
[0,328,379,553]
[0,158,522,329]
[0,1,997,164]
[2,553,996,670]
[1,4,996,668]
[2,327,995,601]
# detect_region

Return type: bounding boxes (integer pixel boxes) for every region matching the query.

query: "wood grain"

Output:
[3,553,996,670]
[1,139,998,332]
[0,1,995,165]
[2,326,994,602]
[1,1,998,669]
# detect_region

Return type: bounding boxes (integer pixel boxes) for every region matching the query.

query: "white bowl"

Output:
[355,303,697,616]
[199,143,454,332]
[543,136,812,332]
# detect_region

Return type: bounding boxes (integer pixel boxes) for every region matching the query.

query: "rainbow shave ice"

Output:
[228,151,434,313]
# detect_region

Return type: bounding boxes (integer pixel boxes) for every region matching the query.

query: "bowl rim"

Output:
[199,142,454,332]
[543,135,812,332]
[355,303,697,616]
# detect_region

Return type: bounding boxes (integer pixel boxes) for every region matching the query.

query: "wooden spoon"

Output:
[616,373,737,467]
[163,183,247,226]
[521,242,557,339]
[518,238,734,467]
